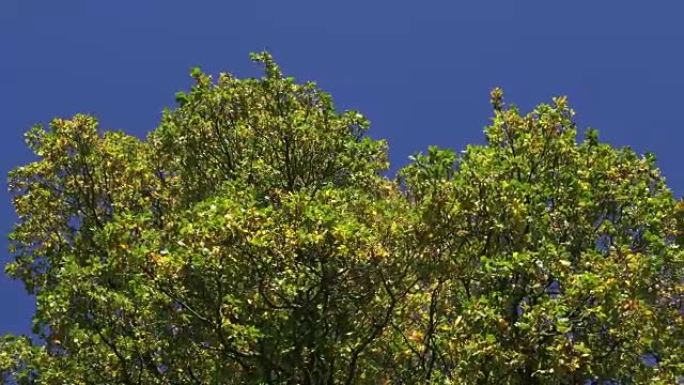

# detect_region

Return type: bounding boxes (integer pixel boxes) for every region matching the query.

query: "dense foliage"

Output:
[1,54,682,384]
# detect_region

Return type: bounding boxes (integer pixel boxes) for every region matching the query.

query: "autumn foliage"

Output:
[1,54,682,384]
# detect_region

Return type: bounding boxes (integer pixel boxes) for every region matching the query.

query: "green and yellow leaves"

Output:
[150,52,387,205]
[396,89,683,384]
[2,56,682,384]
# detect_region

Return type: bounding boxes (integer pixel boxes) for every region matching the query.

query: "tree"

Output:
[1,54,681,385]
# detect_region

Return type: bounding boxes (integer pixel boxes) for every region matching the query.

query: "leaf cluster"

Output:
[2,58,682,385]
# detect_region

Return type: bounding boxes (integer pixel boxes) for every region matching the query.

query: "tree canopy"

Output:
[1,53,682,385]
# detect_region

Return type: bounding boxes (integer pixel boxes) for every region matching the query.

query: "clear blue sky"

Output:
[2,1,683,335]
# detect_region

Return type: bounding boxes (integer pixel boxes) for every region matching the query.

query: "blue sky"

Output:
[2,1,683,335]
